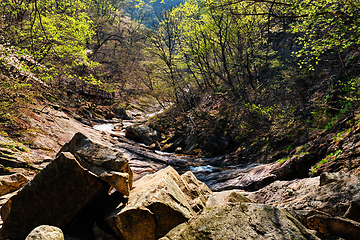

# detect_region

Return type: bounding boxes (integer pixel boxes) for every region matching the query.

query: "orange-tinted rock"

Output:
[106,167,212,240]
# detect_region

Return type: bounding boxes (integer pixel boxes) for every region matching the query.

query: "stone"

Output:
[202,150,328,192]
[178,171,212,213]
[106,167,210,240]
[125,125,162,145]
[0,172,29,196]
[128,159,167,182]
[25,225,64,240]
[319,172,349,186]
[247,177,319,207]
[206,162,279,191]
[160,202,320,240]
[206,190,253,208]
[58,132,133,195]
[248,172,360,217]
[0,152,108,240]
[114,107,130,120]
[305,214,360,239]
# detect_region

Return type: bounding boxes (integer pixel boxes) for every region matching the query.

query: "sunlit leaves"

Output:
[290,0,360,69]
[0,0,100,83]
[168,0,276,92]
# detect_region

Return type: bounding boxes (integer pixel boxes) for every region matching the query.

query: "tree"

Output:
[161,0,281,102]
[0,0,96,84]
[289,0,360,72]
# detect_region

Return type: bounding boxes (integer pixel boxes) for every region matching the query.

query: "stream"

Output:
[93,120,260,191]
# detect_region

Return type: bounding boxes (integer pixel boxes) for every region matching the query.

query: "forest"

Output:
[2,1,360,239]
[1,0,360,159]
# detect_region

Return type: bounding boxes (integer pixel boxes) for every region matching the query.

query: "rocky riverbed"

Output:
[0,106,360,239]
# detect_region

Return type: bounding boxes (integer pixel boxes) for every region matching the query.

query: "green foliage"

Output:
[245,103,274,119]
[340,77,360,104]
[277,149,310,165]
[334,132,344,141]
[0,0,99,83]
[294,152,309,158]
[277,156,291,164]
[284,145,293,151]
[291,0,360,70]
[0,75,34,127]
[310,149,342,175]
[170,0,276,93]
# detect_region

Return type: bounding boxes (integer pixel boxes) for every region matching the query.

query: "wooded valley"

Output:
[2,0,360,158]
[1,1,360,239]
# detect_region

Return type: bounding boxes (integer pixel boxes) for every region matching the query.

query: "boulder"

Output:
[303,213,360,239]
[319,171,349,186]
[178,171,212,213]
[205,162,279,191]
[114,107,130,120]
[0,152,108,240]
[160,202,320,240]
[248,172,360,217]
[0,172,29,196]
[106,167,212,240]
[125,125,162,145]
[58,132,133,195]
[25,225,64,240]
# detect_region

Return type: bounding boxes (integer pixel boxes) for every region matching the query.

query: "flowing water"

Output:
[93,124,118,134]
[93,119,249,191]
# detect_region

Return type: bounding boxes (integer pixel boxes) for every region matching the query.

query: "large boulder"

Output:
[204,162,279,191]
[248,172,360,218]
[0,152,108,240]
[58,132,133,195]
[160,202,320,240]
[125,125,162,145]
[25,225,64,240]
[106,167,212,240]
